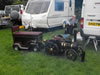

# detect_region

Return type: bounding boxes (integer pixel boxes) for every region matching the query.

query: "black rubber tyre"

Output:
[39,42,45,50]
[13,45,19,51]
[28,43,39,52]
[78,47,85,62]
[33,45,39,52]
[65,49,77,61]
[45,41,59,55]
[28,26,34,31]
[10,11,19,20]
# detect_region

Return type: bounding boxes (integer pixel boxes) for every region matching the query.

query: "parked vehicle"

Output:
[81,0,100,39]
[0,10,10,28]
[0,17,11,28]
[5,5,24,18]
[45,34,85,62]
[12,26,43,51]
[11,25,85,62]
[4,5,24,25]
[0,10,5,17]
[22,0,75,29]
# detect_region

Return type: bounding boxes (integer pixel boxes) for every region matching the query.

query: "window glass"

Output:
[12,6,20,12]
[26,0,50,14]
[55,0,64,11]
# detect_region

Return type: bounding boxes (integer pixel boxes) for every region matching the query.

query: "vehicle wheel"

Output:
[33,46,39,52]
[39,42,45,50]
[65,49,77,61]
[13,45,19,51]
[77,47,85,62]
[28,26,33,31]
[10,11,19,20]
[45,41,59,55]
[31,45,39,52]
[29,43,39,52]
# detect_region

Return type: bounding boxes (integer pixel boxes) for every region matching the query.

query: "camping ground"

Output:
[0,28,100,75]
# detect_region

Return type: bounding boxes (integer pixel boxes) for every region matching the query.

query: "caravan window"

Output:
[26,0,50,14]
[55,0,64,11]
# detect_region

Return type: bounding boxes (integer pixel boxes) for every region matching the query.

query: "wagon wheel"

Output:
[29,43,39,52]
[77,46,85,56]
[39,42,45,50]
[45,41,59,55]
[13,45,19,51]
[32,45,39,52]
[52,43,59,55]
[65,49,77,61]
[45,41,53,55]
[78,47,85,62]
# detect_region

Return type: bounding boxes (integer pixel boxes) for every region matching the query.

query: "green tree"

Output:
[13,0,23,5]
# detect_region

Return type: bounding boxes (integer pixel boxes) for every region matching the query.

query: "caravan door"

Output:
[47,0,66,28]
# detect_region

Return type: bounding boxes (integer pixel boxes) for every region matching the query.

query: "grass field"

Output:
[0,28,100,75]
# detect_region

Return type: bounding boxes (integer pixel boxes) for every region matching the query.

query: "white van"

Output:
[81,0,100,39]
[22,0,75,29]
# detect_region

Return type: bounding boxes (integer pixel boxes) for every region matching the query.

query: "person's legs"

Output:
[72,24,77,35]
[65,24,70,34]
[70,25,73,35]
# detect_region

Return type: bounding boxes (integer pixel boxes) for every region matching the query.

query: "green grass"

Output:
[0,28,100,75]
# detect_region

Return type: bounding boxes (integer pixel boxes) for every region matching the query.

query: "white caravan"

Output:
[22,0,75,29]
[81,0,100,39]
